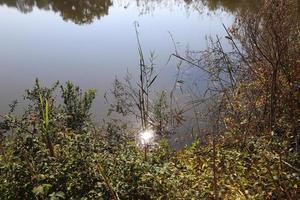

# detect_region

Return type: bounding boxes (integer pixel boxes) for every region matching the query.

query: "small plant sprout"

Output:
[137,129,156,148]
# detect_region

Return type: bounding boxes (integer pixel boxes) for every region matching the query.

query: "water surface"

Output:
[0,0,260,120]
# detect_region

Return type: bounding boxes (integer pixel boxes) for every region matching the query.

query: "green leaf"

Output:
[49,191,65,200]
[45,99,49,129]
[32,184,52,195]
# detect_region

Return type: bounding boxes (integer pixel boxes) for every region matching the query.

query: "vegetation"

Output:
[0,0,299,199]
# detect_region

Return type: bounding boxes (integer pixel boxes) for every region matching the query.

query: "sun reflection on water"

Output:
[137,129,156,147]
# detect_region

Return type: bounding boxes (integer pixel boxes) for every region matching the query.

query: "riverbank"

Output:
[1,0,299,199]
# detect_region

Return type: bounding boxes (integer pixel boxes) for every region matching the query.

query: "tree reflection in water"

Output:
[0,0,262,24]
[0,0,113,24]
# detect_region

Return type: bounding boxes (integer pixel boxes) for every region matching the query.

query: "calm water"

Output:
[0,0,260,120]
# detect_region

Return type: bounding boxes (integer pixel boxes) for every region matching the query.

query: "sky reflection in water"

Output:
[0,0,260,120]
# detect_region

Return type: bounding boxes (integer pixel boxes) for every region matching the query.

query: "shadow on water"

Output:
[0,0,262,24]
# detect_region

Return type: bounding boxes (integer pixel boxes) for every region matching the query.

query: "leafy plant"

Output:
[61,81,96,130]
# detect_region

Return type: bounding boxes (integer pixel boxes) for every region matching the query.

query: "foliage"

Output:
[0,1,299,199]
[61,81,96,130]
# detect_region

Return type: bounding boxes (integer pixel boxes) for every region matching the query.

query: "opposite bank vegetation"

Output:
[0,0,299,199]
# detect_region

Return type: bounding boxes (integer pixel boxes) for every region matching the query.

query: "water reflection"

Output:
[0,0,263,116]
[0,0,112,24]
[0,0,261,24]
[200,0,261,12]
